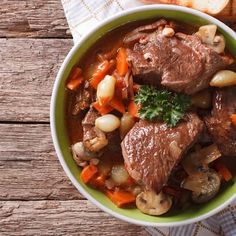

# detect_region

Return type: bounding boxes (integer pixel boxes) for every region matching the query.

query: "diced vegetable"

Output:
[66,67,84,91]
[95,114,120,133]
[90,60,110,89]
[106,189,135,207]
[110,95,125,113]
[116,47,129,76]
[92,101,113,115]
[120,112,135,139]
[214,161,232,182]
[80,165,98,184]
[89,174,106,189]
[128,100,139,118]
[231,114,236,126]
[97,75,116,106]
[111,165,130,185]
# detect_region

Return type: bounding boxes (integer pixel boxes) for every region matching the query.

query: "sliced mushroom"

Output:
[195,25,226,54]
[71,142,98,166]
[195,25,217,45]
[84,127,108,152]
[136,191,172,216]
[181,168,221,204]
[208,35,226,54]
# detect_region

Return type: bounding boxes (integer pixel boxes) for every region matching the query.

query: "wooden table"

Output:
[0,1,235,235]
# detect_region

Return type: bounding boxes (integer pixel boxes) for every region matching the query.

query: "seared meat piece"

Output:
[205,87,236,156]
[126,26,231,94]
[72,81,94,115]
[123,19,167,45]
[82,107,108,152]
[121,113,204,192]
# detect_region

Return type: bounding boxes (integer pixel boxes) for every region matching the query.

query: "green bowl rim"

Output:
[50,4,236,227]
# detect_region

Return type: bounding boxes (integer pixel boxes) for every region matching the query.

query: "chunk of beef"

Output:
[205,87,236,156]
[121,113,204,192]
[72,81,94,115]
[123,19,167,45]
[126,26,231,94]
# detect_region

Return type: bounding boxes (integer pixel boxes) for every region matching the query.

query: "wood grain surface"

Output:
[0,0,235,235]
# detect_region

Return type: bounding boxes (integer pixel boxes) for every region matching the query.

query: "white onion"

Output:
[210,70,236,87]
[95,114,120,133]
[111,165,129,185]
[97,75,116,105]
[120,112,135,139]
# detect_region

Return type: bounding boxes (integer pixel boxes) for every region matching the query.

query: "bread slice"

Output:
[142,0,230,15]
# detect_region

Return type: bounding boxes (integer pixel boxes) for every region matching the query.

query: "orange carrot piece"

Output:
[66,67,83,91]
[214,161,233,182]
[70,67,82,80]
[110,96,125,113]
[231,114,236,126]
[93,101,114,115]
[80,165,98,184]
[66,77,84,91]
[90,60,110,89]
[89,175,106,190]
[116,48,129,77]
[128,100,139,118]
[106,190,136,208]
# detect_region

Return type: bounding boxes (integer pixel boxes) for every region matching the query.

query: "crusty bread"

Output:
[142,0,230,15]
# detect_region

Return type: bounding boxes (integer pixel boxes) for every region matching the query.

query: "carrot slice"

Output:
[214,161,233,182]
[128,100,139,118]
[80,165,98,184]
[66,77,83,91]
[89,174,106,190]
[106,189,136,208]
[231,114,236,126]
[90,60,110,89]
[110,96,125,113]
[116,48,129,76]
[93,101,113,115]
[66,67,83,91]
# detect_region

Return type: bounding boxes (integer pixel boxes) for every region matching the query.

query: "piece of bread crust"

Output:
[142,0,230,15]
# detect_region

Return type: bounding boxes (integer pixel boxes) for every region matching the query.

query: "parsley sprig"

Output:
[134,85,191,127]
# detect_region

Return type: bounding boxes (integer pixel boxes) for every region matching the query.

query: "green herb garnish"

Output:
[134,85,191,127]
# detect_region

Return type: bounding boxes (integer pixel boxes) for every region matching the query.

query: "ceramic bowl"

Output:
[50,5,236,227]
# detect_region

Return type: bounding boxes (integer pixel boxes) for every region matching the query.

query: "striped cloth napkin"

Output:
[61,1,236,235]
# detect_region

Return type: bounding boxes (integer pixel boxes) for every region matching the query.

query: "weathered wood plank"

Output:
[0,0,235,38]
[0,200,148,236]
[0,0,71,38]
[0,123,81,200]
[0,38,73,122]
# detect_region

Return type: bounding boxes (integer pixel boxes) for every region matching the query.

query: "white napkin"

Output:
[61,1,236,235]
